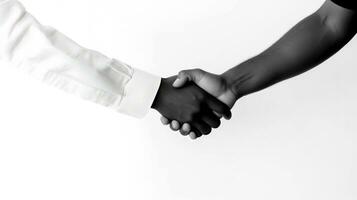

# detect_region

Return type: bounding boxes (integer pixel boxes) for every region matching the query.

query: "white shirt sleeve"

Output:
[0,0,161,118]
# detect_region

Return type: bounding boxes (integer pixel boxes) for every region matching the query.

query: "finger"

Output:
[201,112,221,129]
[189,132,198,140]
[189,132,197,140]
[172,69,205,88]
[190,128,203,139]
[206,96,232,120]
[170,120,181,131]
[195,132,203,138]
[191,120,211,136]
[179,123,191,136]
[172,75,189,88]
[213,111,223,119]
[182,123,191,132]
[189,126,203,139]
[161,116,170,125]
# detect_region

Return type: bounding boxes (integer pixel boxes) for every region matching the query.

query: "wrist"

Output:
[221,73,243,100]
[151,78,165,110]
[221,62,263,99]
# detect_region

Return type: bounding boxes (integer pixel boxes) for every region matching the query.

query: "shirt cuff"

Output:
[116,68,161,118]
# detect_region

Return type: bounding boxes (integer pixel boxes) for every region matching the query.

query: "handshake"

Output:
[2,0,352,141]
[134,0,357,140]
[152,69,239,140]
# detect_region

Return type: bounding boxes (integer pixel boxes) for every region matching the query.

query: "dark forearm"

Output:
[223,2,356,99]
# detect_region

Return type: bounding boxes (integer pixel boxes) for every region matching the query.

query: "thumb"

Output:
[172,69,205,88]
[172,72,189,88]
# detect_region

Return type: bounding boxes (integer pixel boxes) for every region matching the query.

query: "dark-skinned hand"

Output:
[152,76,232,138]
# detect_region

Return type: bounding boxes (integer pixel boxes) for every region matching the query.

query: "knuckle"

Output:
[189,112,199,122]
[179,70,188,76]
[183,110,197,122]
[195,92,205,101]
[180,108,200,123]
[191,105,201,115]
[186,115,194,123]
[199,101,207,109]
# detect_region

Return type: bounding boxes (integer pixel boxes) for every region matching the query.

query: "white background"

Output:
[0,0,356,199]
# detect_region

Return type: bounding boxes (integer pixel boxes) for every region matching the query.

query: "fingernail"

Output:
[189,132,196,140]
[172,79,180,87]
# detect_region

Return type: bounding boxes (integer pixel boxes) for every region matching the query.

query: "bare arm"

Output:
[223,0,357,99]
[162,0,357,139]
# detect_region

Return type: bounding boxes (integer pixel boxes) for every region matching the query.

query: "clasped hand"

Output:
[152,69,238,140]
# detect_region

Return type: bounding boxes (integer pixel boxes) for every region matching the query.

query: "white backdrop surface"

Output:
[0,0,356,200]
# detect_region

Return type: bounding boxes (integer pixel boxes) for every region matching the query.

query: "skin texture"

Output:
[222,1,357,98]
[152,76,231,137]
[162,0,357,139]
